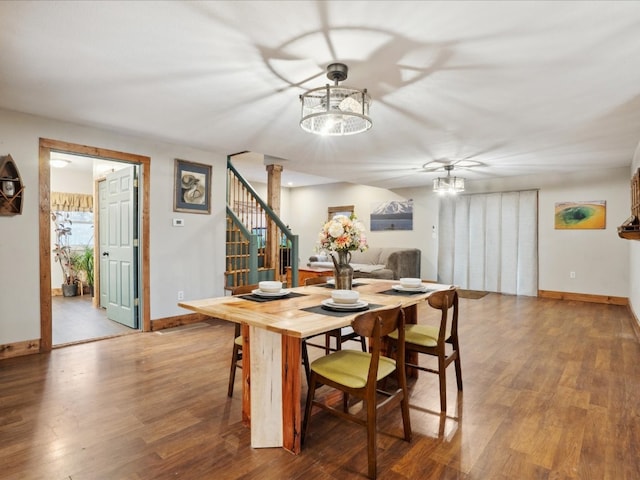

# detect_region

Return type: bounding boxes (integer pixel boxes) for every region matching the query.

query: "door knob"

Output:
[102,252,109,256]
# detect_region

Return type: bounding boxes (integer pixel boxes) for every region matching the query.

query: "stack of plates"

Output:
[251,288,291,298]
[392,284,428,293]
[321,299,369,311]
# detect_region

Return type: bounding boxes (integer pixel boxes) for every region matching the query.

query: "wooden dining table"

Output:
[178,278,452,455]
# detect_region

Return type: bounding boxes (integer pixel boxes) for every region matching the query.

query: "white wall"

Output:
[470,167,630,297]
[0,108,227,345]
[289,167,631,297]
[289,182,441,281]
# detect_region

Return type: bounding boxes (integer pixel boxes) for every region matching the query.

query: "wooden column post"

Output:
[266,164,283,280]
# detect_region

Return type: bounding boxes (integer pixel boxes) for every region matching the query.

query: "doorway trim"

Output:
[39,138,151,352]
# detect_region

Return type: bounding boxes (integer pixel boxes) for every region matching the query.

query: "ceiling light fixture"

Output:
[49,159,71,168]
[299,63,372,136]
[433,165,465,194]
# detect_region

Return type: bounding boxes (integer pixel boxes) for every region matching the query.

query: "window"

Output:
[53,211,94,248]
[328,205,354,220]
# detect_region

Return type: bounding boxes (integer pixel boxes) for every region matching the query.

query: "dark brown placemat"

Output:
[300,303,384,317]
[239,292,307,303]
[379,288,437,296]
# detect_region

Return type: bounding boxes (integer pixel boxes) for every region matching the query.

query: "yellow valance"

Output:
[51,192,93,212]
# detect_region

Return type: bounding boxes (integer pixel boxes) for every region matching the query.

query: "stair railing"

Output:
[226,158,299,288]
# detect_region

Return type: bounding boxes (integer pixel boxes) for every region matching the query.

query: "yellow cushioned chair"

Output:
[388,285,462,412]
[302,304,411,479]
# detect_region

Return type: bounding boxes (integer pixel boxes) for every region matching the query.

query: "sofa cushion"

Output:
[353,268,394,280]
[308,247,421,280]
[349,249,383,265]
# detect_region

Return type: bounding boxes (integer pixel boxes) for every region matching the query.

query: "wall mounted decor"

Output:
[618,168,640,240]
[0,154,24,216]
[554,200,606,229]
[173,159,211,214]
[370,199,413,231]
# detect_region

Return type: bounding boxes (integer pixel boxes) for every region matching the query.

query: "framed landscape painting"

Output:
[554,200,606,229]
[370,199,413,231]
[174,159,211,214]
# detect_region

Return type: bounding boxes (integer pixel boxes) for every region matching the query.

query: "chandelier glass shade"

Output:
[300,63,372,136]
[433,165,465,194]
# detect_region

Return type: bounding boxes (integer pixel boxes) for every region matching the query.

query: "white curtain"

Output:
[438,190,538,296]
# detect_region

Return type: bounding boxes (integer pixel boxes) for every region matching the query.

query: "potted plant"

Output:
[51,212,79,296]
[77,245,95,296]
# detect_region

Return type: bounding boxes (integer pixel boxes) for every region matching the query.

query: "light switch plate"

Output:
[173,218,184,227]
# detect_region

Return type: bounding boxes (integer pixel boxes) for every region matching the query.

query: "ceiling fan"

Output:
[420,158,485,173]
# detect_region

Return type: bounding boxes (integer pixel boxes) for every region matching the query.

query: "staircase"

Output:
[225,158,298,289]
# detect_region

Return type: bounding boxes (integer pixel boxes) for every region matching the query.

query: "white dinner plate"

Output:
[392,284,428,292]
[251,288,291,298]
[321,299,369,310]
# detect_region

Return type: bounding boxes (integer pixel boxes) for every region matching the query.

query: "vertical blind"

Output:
[438,190,538,296]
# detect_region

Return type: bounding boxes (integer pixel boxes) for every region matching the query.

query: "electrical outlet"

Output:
[569,271,576,279]
[177,291,184,300]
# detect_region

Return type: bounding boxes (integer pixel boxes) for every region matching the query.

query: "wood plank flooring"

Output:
[1,294,639,479]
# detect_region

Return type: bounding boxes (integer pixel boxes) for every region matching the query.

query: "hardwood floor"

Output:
[1,294,639,479]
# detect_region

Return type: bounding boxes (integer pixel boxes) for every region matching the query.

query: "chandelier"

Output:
[433,165,465,194]
[299,63,372,136]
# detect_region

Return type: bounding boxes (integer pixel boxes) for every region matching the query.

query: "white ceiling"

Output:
[2,1,640,189]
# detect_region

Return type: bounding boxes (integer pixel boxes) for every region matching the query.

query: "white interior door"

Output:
[103,166,138,328]
[99,180,108,309]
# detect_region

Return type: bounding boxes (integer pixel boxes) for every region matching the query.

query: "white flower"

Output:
[328,222,344,238]
[317,213,369,253]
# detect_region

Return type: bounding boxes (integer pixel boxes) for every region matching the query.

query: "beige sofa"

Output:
[308,247,421,280]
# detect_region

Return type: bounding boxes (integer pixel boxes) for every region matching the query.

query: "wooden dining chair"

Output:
[229,282,314,394]
[227,283,259,397]
[389,286,462,412]
[303,275,368,354]
[302,304,411,480]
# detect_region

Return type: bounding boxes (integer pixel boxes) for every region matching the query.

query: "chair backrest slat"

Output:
[352,304,403,339]
[232,284,259,295]
[427,286,456,310]
[426,286,458,344]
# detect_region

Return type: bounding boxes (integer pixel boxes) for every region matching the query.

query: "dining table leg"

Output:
[241,323,250,426]
[248,325,283,448]
[243,327,302,453]
[282,334,302,454]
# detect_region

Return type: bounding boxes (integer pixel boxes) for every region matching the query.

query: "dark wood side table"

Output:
[286,266,334,287]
